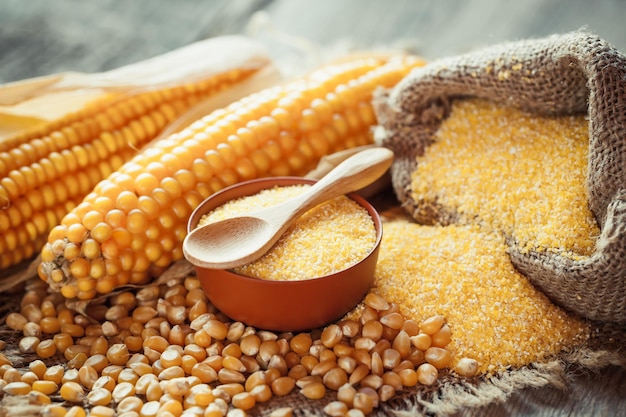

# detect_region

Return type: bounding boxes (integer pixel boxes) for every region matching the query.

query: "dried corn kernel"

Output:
[3,381,32,395]
[271,376,296,397]
[455,357,479,377]
[59,381,84,403]
[300,381,326,400]
[416,363,438,386]
[269,408,293,417]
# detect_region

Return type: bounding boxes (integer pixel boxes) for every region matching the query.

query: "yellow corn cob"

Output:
[38,55,426,300]
[0,60,268,271]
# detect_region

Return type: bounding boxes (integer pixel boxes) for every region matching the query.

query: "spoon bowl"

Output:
[183,215,273,268]
[186,176,383,332]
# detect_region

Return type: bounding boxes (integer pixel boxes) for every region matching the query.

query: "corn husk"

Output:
[0,35,282,140]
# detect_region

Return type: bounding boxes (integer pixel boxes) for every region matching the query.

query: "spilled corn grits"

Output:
[375,220,590,374]
[377,99,597,374]
[410,99,600,257]
[199,185,376,280]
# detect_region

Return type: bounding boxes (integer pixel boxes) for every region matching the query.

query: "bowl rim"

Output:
[186,176,383,283]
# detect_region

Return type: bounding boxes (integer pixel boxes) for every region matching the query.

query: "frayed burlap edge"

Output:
[373,30,626,324]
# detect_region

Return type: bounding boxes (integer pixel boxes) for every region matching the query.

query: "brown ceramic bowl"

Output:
[186,176,382,332]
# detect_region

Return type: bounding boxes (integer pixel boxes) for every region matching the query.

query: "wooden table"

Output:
[1,1,626,416]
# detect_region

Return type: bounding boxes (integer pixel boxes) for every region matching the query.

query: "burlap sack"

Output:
[374,31,626,324]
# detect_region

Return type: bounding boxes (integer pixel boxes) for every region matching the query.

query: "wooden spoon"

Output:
[182,147,394,270]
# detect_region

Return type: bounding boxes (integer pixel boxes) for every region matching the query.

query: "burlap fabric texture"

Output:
[374,31,626,324]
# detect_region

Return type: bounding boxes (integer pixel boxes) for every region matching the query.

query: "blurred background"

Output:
[1,0,625,83]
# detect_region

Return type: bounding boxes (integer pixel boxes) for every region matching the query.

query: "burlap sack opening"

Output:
[374,31,626,324]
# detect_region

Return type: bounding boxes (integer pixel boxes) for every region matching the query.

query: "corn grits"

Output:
[199,184,377,281]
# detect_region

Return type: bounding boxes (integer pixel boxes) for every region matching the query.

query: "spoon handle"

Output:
[278,147,394,219]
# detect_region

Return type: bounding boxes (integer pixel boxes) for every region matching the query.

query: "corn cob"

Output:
[38,55,426,300]
[0,41,271,271]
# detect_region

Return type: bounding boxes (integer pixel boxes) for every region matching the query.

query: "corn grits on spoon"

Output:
[183,147,393,270]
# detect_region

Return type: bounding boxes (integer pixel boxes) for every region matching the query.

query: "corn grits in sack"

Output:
[374,31,626,324]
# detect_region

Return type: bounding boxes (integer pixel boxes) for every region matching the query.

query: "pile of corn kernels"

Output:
[0,275,475,417]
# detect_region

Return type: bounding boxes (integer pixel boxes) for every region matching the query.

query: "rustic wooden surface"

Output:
[1,0,626,416]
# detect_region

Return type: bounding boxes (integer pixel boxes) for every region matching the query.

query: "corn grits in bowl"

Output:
[186,177,382,332]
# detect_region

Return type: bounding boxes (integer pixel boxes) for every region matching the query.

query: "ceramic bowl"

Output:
[186,176,382,332]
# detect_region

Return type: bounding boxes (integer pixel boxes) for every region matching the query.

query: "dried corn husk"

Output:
[0,35,282,139]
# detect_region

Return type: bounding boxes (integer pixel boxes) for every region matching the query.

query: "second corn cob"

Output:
[0,36,272,271]
[38,55,426,300]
